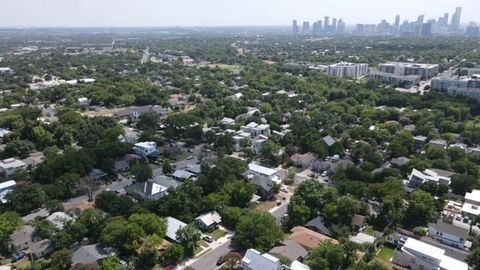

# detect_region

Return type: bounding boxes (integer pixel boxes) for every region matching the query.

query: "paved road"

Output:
[188,239,233,270]
[22,177,132,222]
[271,202,289,223]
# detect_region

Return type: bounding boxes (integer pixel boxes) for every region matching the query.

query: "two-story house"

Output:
[428,221,469,250]
[133,141,158,158]
[0,158,27,177]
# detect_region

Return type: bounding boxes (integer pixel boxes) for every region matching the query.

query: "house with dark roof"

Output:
[351,214,367,231]
[390,157,410,168]
[269,240,308,262]
[10,225,36,251]
[428,221,469,250]
[72,244,116,266]
[305,216,333,237]
[88,168,108,181]
[31,239,53,259]
[290,153,317,169]
[250,175,274,200]
[313,158,354,175]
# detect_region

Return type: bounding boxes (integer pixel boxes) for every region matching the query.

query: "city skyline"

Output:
[0,0,478,27]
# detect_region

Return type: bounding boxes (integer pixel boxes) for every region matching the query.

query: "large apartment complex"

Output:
[432,74,480,101]
[327,62,368,78]
[377,62,439,79]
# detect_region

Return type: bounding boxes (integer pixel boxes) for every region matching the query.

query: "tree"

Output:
[102,257,125,270]
[49,249,73,270]
[162,160,173,175]
[100,217,146,253]
[451,174,479,195]
[46,199,65,214]
[162,243,185,265]
[260,140,281,165]
[221,181,256,208]
[128,213,166,237]
[219,207,244,229]
[287,196,311,227]
[403,190,437,228]
[6,183,47,214]
[176,224,201,256]
[137,112,160,130]
[69,209,106,242]
[0,212,21,253]
[468,246,480,270]
[306,241,356,270]
[131,163,153,182]
[95,191,137,216]
[235,210,283,252]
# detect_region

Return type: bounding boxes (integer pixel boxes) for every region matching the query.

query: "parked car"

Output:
[11,252,26,263]
[203,235,214,243]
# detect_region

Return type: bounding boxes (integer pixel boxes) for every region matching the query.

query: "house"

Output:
[220,117,236,127]
[0,158,27,177]
[392,237,468,270]
[250,175,275,200]
[88,168,108,181]
[21,152,45,167]
[429,139,448,150]
[462,189,480,218]
[390,157,410,168]
[291,153,317,169]
[78,97,90,107]
[119,127,140,144]
[72,244,115,266]
[414,135,428,150]
[152,175,182,190]
[247,163,281,185]
[350,232,375,245]
[251,135,269,155]
[242,122,271,137]
[408,169,452,188]
[195,211,222,231]
[113,105,168,122]
[46,212,74,230]
[312,158,354,175]
[233,134,249,151]
[0,180,16,203]
[428,221,469,250]
[113,160,130,172]
[172,169,196,181]
[288,226,338,251]
[166,217,187,242]
[133,141,159,158]
[10,225,36,251]
[351,214,367,231]
[0,128,12,142]
[31,239,54,258]
[305,216,333,236]
[242,249,281,270]
[269,240,308,262]
[322,136,336,147]
[125,181,167,201]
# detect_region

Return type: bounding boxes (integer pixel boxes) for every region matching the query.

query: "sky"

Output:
[0,0,477,27]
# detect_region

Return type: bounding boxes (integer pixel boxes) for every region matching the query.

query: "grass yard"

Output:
[364,226,376,236]
[376,246,395,262]
[211,229,226,240]
[255,200,276,212]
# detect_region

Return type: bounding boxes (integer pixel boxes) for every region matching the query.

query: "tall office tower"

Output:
[421,22,433,36]
[394,15,400,32]
[337,19,346,34]
[466,22,480,37]
[292,20,299,34]
[302,21,310,35]
[451,7,462,30]
[443,13,449,26]
[415,15,425,36]
[331,18,337,34]
[312,22,319,34]
[317,20,323,33]
[427,19,437,34]
[324,16,330,32]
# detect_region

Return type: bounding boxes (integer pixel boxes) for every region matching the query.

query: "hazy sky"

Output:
[0,0,477,27]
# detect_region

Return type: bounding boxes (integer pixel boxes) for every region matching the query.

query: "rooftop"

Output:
[242,249,280,270]
[166,217,187,241]
[248,163,277,176]
[428,221,469,239]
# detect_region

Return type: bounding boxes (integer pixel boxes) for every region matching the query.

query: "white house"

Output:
[133,141,158,157]
[125,181,167,201]
[242,249,281,270]
[251,135,268,155]
[195,211,222,231]
[78,97,90,107]
[242,122,271,137]
[0,158,27,177]
[407,169,452,188]
[462,189,480,218]
[393,237,468,270]
[0,128,12,141]
[428,221,469,250]
[248,163,281,185]
[0,180,16,203]
[46,212,74,230]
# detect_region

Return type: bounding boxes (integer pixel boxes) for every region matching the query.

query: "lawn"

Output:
[255,200,276,212]
[364,226,376,236]
[211,229,226,240]
[376,246,395,262]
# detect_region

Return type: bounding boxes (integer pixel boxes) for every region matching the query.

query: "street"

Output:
[188,239,233,270]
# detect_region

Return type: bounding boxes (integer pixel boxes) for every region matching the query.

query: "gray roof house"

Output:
[125,181,167,201]
[152,175,182,190]
[269,240,309,262]
[305,216,333,236]
[72,244,115,266]
[31,239,53,258]
[251,175,275,200]
[166,217,187,242]
[195,211,222,231]
[10,225,36,251]
[322,136,336,147]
